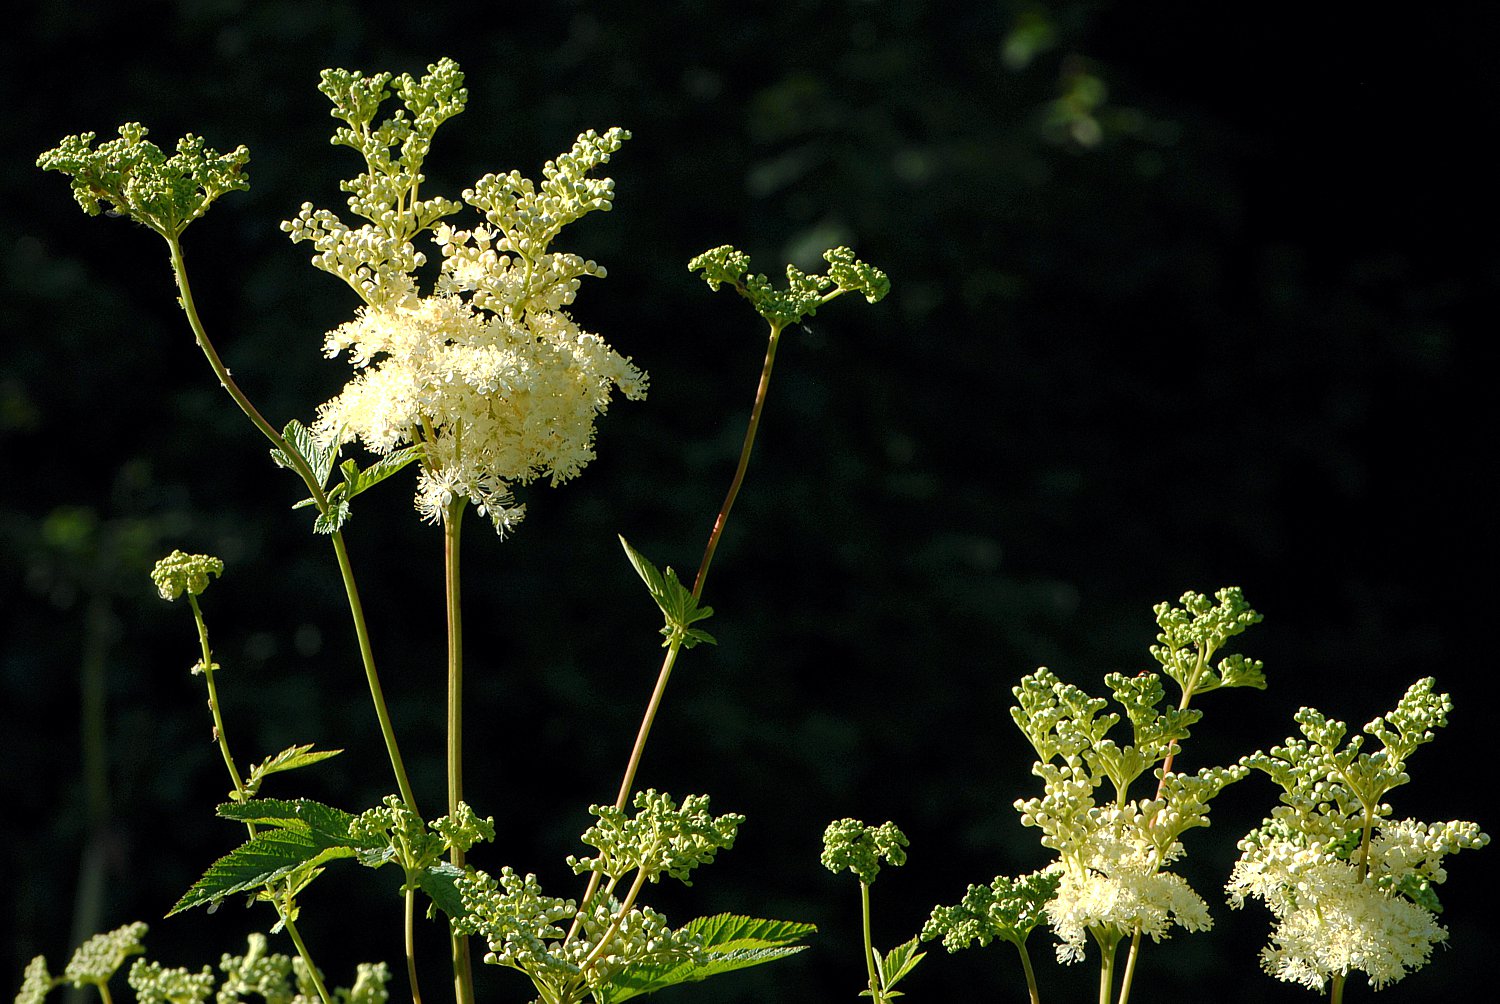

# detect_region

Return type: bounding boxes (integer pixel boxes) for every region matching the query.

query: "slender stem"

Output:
[1091,930,1118,1004]
[443,498,474,1004]
[691,322,784,600]
[860,881,881,1003]
[331,532,419,809]
[283,915,334,1004]
[612,643,683,810]
[571,319,785,948]
[406,886,424,1004]
[444,497,467,822]
[1117,684,1199,1004]
[1116,928,1142,1004]
[1330,972,1346,1004]
[184,596,332,1004]
[566,641,682,944]
[94,983,112,1004]
[1013,939,1042,1004]
[583,867,651,972]
[166,235,419,811]
[188,596,246,799]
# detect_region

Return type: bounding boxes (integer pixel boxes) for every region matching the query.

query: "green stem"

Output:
[166,234,418,813]
[188,595,246,799]
[1116,928,1141,1004]
[184,596,332,1004]
[283,915,334,1004]
[583,867,651,974]
[612,642,683,811]
[1013,939,1042,1004]
[860,881,881,1003]
[331,531,419,810]
[566,638,683,944]
[443,497,474,1004]
[94,983,112,1004]
[1092,930,1119,1004]
[406,886,424,1004]
[1330,972,1346,1004]
[691,321,784,600]
[570,322,784,944]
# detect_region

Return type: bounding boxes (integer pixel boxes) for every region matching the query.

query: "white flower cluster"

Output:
[294,113,645,534]
[1228,817,1487,990]
[1019,769,1215,963]
[314,290,645,532]
[1229,680,1490,993]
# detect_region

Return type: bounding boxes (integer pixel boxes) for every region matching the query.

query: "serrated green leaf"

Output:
[248,745,342,785]
[595,947,808,1004]
[338,446,422,500]
[313,499,351,534]
[876,937,925,990]
[269,420,336,486]
[618,536,715,648]
[169,830,354,915]
[416,862,467,919]
[594,914,814,1004]
[680,913,816,951]
[216,798,359,846]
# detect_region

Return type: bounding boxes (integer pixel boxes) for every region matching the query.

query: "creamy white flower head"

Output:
[288,103,642,535]
[1228,836,1448,990]
[1046,815,1211,964]
[315,293,646,533]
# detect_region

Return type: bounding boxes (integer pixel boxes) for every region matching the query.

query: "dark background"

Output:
[2,2,1496,1002]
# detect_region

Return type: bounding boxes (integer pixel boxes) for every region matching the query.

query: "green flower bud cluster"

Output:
[15,930,387,1004]
[150,550,224,601]
[922,870,1061,952]
[568,790,743,886]
[216,934,295,1004]
[349,795,494,877]
[452,867,581,980]
[62,922,148,991]
[17,924,148,1004]
[127,960,215,1004]
[689,245,890,329]
[820,819,909,885]
[1150,587,1265,698]
[36,124,249,239]
[570,897,702,985]
[319,59,467,241]
[461,127,628,263]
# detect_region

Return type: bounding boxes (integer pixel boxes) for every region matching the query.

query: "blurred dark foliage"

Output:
[2,2,1496,1002]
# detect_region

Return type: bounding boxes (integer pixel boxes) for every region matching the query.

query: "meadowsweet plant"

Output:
[915,588,1265,1004]
[820,820,925,1003]
[1227,678,1490,1001]
[30,55,887,1004]
[22,52,1490,1004]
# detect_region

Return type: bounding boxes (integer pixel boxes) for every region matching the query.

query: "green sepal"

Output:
[618,536,716,649]
[593,914,815,1004]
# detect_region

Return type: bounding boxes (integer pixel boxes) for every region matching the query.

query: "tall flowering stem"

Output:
[442,498,474,1004]
[150,553,333,1004]
[167,236,421,815]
